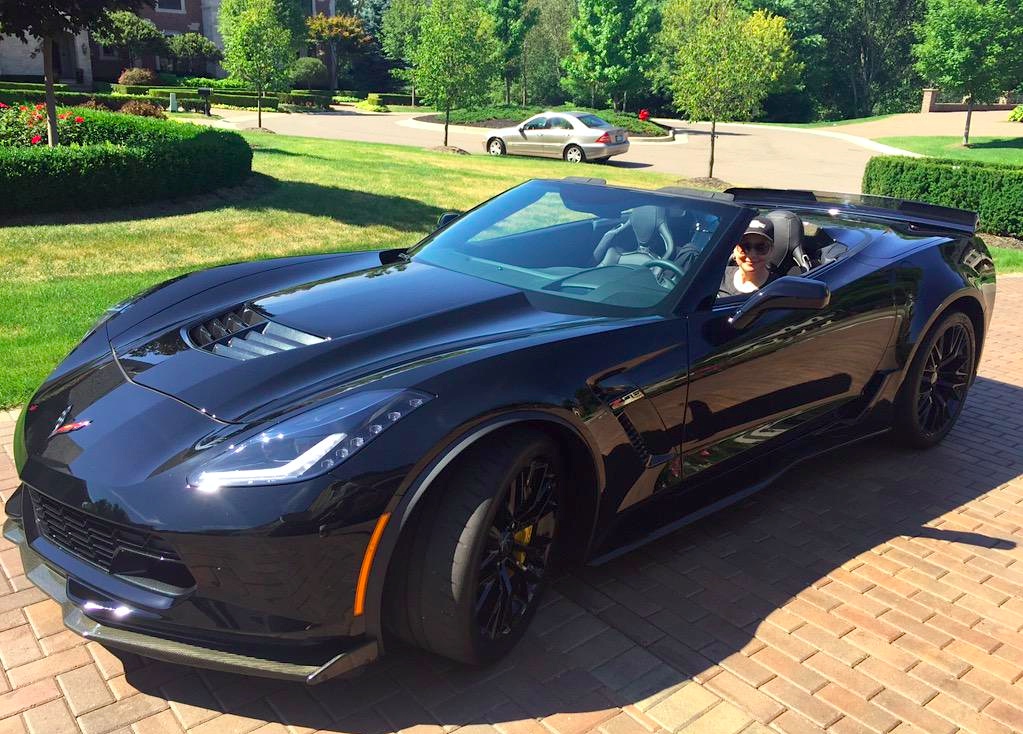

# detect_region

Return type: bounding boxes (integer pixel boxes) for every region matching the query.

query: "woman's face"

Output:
[734,235,773,274]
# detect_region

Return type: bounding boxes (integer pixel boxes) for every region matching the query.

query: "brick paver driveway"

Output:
[1,278,1021,734]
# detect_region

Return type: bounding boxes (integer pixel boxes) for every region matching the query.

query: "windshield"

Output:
[577,114,611,128]
[411,180,740,313]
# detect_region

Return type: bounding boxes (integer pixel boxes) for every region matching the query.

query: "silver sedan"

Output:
[485,111,630,163]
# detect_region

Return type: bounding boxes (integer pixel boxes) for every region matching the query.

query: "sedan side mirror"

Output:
[728,276,830,330]
[437,211,460,229]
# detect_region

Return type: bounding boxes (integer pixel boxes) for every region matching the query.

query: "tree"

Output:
[486,0,538,103]
[412,0,500,146]
[739,0,926,120]
[664,0,796,177]
[355,0,391,36]
[220,0,306,52]
[90,10,167,68]
[0,0,150,146]
[914,0,1023,145]
[380,0,425,104]
[167,32,222,75]
[221,0,293,128]
[307,13,372,91]
[563,0,660,110]
[518,0,574,105]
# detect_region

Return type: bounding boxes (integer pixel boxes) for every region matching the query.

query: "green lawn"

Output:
[875,136,1023,165]
[0,133,679,408]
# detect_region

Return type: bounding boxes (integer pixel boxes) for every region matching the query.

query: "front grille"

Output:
[188,305,325,361]
[30,490,181,571]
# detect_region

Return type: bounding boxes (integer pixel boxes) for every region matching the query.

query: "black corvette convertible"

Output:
[4,179,995,683]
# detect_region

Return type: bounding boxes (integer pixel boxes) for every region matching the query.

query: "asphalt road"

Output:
[199,107,1012,193]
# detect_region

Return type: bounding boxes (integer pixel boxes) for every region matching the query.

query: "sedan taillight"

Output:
[595,132,611,144]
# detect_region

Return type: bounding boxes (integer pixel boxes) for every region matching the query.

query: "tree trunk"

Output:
[444,104,450,147]
[963,97,974,146]
[708,119,716,179]
[590,84,595,108]
[504,73,511,105]
[521,53,527,106]
[411,81,415,107]
[42,36,59,147]
[328,43,338,92]
[623,90,627,113]
[258,94,262,129]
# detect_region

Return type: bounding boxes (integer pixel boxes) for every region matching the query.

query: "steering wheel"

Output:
[643,259,685,288]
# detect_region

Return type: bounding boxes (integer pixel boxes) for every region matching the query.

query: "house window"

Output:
[156,0,186,13]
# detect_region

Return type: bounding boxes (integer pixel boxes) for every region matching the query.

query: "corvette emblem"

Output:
[48,404,91,439]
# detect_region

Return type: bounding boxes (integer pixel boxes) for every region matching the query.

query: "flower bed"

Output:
[0,107,252,214]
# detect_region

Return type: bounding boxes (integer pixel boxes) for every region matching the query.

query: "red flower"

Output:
[19,106,27,111]
[74,116,85,124]
[638,108,651,121]
[58,113,69,120]
[30,135,42,145]
[35,103,44,110]
[0,102,8,109]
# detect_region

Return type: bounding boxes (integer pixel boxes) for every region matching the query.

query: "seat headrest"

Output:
[764,210,803,270]
[628,206,664,245]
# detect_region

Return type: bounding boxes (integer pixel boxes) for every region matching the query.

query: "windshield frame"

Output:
[407,179,750,318]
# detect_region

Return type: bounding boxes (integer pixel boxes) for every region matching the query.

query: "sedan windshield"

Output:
[577,114,612,128]
[411,180,740,314]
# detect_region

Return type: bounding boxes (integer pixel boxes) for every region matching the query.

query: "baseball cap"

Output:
[741,217,774,244]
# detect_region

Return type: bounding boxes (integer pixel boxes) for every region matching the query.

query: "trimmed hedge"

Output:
[863,156,1023,237]
[0,109,252,214]
[0,82,70,92]
[0,90,157,110]
[371,93,413,106]
[279,91,332,107]
[149,92,279,110]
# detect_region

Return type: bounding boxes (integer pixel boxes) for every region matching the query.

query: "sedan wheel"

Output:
[894,311,975,448]
[488,138,506,156]
[563,145,585,163]
[385,430,562,665]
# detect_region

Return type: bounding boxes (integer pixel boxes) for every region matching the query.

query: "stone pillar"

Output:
[921,88,938,114]
[73,31,93,88]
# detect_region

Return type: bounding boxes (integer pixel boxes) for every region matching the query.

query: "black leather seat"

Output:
[593,206,675,267]
[763,209,808,275]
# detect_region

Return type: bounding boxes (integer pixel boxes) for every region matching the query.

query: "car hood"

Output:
[113,259,602,423]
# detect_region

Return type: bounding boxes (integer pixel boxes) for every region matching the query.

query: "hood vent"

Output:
[188,306,326,361]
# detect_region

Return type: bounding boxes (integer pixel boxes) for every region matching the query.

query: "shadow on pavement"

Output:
[603,160,654,169]
[121,373,1023,731]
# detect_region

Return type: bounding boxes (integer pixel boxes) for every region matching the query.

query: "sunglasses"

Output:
[738,239,773,256]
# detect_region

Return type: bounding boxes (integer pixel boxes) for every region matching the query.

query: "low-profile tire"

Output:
[563,144,586,163]
[487,138,506,156]
[387,429,563,665]
[893,310,976,449]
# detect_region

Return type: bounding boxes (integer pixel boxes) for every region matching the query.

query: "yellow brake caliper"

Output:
[513,525,534,566]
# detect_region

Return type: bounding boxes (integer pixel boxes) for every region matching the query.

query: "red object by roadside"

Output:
[638,108,650,121]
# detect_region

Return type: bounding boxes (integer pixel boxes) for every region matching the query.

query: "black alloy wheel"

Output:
[895,311,976,448]
[476,458,558,642]
[917,321,972,435]
[384,430,564,665]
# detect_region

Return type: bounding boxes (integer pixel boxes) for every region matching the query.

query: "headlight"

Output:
[188,389,432,492]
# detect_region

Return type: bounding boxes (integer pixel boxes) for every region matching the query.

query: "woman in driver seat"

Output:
[719,217,776,296]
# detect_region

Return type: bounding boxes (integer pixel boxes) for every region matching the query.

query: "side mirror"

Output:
[728,276,830,330]
[437,211,460,229]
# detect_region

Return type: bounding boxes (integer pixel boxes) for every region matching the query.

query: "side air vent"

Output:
[188,306,326,361]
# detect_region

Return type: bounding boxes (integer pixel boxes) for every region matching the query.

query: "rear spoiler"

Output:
[725,188,978,234]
